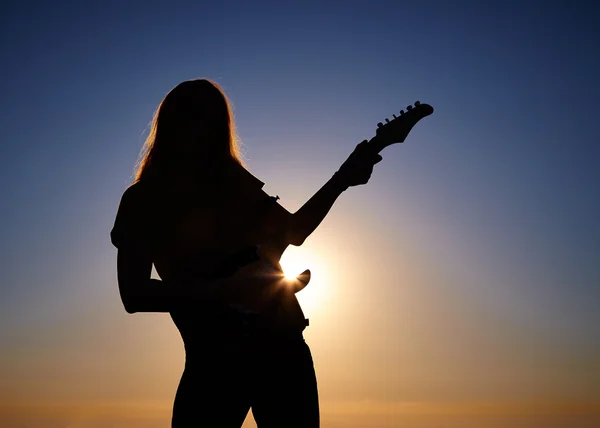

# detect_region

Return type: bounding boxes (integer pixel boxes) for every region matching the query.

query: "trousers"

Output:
[171,331,320,428]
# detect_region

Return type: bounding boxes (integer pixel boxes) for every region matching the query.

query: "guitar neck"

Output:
[368,134,398,154]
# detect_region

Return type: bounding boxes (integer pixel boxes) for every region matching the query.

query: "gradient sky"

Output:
[2,0,599,427]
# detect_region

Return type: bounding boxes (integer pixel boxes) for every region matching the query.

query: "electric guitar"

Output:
[214,101,434,329]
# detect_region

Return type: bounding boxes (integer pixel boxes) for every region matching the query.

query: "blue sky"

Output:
[1,0,599,424]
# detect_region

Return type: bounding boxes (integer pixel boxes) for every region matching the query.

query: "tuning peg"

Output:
[406,105,413,111]
[392,114,397,119]
[377,122,383,128]
[385,118,390,123]
[400,110,405,115]
[415,101,421,106]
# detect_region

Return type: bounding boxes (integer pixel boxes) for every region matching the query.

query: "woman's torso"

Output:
[140,164,307,344]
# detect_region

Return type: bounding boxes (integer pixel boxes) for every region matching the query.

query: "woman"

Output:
[110,78,382,427]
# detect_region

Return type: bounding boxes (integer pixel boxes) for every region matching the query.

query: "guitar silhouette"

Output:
[212,101,434,330]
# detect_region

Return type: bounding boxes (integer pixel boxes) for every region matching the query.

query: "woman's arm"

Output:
[287,174,347,246]
[116,246,301,314]
[111,184,231,313]
[288,140,382,246]
[116,248,227,314]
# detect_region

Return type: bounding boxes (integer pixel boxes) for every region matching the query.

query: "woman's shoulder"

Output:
[111,182,154,249]
[120,180,163,206]
[114,181,161,224]
[121,180,151,199]
[231,162,265,190]
[225,162,268,201]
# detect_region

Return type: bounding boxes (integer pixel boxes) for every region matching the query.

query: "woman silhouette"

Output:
[110,78,382,427]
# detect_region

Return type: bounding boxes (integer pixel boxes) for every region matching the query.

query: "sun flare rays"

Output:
[279,246,329,313]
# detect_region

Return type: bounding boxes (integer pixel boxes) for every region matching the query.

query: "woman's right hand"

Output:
[221,260,311,312]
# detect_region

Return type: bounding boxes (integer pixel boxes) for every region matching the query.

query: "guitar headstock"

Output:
[371,101,434,152]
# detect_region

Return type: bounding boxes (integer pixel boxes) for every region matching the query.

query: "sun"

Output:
[279,246,329,313]
[283,260,306,280]
[280,249,313,281]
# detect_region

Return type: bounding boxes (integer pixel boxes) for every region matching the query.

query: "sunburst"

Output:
[279,246,329,313]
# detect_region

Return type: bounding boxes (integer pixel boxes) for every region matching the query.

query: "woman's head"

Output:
[135,79,244,183]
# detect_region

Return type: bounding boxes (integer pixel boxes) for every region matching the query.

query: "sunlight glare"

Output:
[280,249,315,281]
[279,246,329,314]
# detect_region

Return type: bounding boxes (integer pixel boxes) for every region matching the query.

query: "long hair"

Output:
[134,79,245,183]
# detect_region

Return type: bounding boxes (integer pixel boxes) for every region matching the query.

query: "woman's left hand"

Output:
[334,140,383,189]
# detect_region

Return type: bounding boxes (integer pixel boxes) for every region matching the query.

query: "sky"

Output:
[1,0,599,427]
